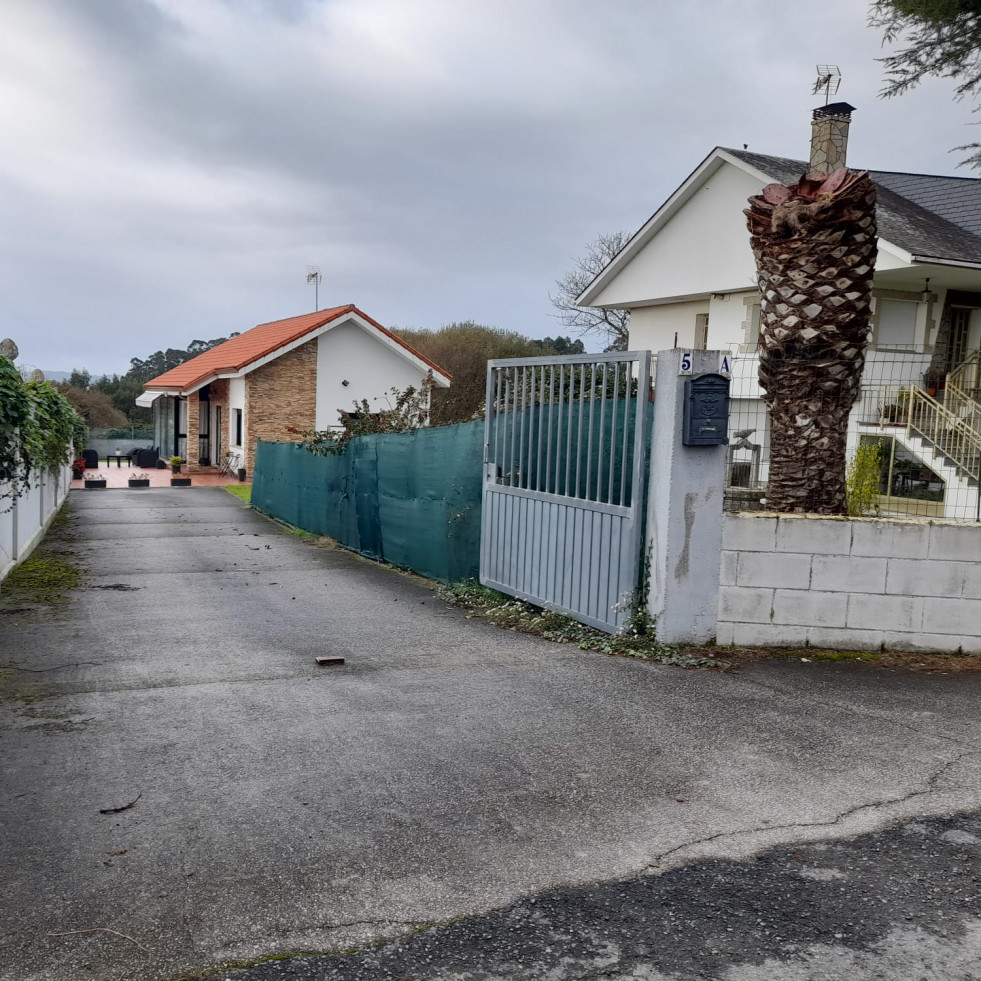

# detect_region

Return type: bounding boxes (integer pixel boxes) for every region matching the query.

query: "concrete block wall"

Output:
[718,512,981,654]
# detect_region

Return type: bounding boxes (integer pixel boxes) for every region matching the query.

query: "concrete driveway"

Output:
[1,488,979,981]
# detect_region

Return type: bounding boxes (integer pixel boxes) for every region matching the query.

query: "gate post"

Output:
[646,349,727,644]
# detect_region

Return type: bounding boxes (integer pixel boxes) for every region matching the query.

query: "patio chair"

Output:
[133,446,160,468]
[81,449,99,469]
[218,451,241,477]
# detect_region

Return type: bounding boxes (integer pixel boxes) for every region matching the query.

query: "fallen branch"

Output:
[99,792,141,815]
[46,928,147,951]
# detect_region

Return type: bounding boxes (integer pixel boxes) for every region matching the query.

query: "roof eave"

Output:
[910,254,981,271]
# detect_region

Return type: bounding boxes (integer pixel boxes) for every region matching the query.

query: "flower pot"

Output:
[84,479,107,489]
[170,477,191,487]
[128,479,150,488]
[72,470,84,480]
[926,387,937,398]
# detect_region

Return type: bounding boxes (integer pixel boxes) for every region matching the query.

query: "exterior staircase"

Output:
[898,351,981,519]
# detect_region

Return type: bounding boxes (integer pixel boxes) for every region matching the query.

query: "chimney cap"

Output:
[812,101,856,121]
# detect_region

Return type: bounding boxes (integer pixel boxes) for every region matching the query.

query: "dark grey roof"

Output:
[871,170,981,238]
[723,148,981,266]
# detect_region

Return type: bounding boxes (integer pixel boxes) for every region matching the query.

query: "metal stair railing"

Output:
[907,386,981,483]
[946,348,981,400]
[944,349,981,436]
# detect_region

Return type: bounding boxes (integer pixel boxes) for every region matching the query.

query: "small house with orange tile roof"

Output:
[137,305,451,476]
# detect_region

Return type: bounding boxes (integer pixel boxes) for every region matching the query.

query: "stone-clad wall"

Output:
[718,513,981,653]
[185,391,200,469]
[243,341,317,475]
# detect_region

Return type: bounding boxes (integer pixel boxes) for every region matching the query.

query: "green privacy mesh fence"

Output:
[251,420,485,583]
[486,398,644,506]
[251,404,652,585]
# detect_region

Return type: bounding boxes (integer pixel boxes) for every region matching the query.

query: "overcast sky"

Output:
[1,0,976,376]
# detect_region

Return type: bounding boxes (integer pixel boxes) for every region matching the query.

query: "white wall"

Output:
[315,321,433,430]
[228,377,245,449]
[628,299,709,352]
[591,161,762,308]
[0,466,71,583]
[718,513,981,653]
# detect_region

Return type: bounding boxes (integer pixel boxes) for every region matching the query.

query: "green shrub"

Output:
[847,442,882,516]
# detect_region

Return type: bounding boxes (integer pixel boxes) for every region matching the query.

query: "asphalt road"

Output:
[223,810,981,981]
[1,488,979,981]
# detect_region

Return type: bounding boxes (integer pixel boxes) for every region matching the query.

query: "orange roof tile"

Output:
[144,305,451,392]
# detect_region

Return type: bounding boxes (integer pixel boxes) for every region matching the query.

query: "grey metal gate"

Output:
[480,352,651,633]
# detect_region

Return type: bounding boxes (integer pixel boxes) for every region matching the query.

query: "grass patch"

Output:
[223,483,252,503]
[439,579,723,669]
[1,553,81,605]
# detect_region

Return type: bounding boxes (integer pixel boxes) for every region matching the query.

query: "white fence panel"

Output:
[0,466,70,583]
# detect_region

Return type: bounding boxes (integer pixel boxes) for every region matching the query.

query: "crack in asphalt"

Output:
[643,748,977,873]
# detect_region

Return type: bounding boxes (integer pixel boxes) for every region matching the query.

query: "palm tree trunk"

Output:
[745,169,877,514]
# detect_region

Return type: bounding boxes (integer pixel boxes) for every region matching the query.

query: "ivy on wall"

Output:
[0,356,87,506]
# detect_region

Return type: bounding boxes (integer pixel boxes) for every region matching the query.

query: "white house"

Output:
[577,104,981,520]
[138,304,451,476]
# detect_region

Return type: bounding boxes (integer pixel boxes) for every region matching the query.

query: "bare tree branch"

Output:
[550,231,632,350]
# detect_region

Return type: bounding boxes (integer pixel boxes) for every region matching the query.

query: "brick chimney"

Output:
[810,102,855,173]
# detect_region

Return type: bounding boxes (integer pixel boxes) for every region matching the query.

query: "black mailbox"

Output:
[683,373,730,447]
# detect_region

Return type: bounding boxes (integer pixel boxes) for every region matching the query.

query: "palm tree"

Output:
[745,168,877,514]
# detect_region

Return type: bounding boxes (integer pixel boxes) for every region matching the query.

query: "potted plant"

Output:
[128,472,150,488]
[169,455,183,475]
[71,457,86,480]
[923,366,945,398]
[84,470,107,489]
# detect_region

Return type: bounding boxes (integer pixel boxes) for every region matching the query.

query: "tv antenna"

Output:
[306,266,322,311]
[813,65,841,104]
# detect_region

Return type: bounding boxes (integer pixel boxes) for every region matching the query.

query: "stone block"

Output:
[718,621,808,648]
[921,596,981,637]
[774,516,851,555]
[962,564,981,600]
[885,558,969,599]
[735,551,811,590]
[845,593,923,632]
[811,555,887,594]
[879,630,981,654]
[718,585,773,623]
[719,551,738,587]
[715,622,736,646]
[928,523,981,563]
[721,514,776,552]
[771,589,848,627]
[805,626,884,652]
[850,519,929,559]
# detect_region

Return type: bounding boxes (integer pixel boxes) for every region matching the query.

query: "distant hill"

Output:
[39,370,70,381]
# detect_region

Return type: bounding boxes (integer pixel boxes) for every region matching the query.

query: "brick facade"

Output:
[185,391,200,470]
[243,341,318,475]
